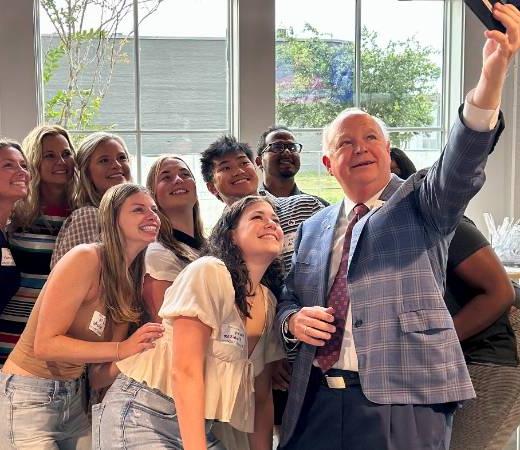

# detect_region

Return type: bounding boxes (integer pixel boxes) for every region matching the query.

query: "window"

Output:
[39,0,449,222]
[276,0,446,202]
[39,0,230,225]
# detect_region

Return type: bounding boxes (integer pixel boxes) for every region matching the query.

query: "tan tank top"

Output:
[9,282,113,380]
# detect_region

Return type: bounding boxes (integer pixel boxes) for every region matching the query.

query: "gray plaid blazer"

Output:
[276,110,504,447]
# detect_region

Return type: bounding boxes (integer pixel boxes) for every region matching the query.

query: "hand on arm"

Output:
[452,245,514,341]
[171,316,211,450]
[34,245,164,363]
[249,364,274,450]
[473,3,520,110]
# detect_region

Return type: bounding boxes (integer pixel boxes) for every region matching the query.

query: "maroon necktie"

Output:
[316,203,369,372]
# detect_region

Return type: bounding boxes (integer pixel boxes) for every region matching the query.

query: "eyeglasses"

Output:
[261,142,303,155]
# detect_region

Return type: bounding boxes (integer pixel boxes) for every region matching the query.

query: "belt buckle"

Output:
[325,375,347,389]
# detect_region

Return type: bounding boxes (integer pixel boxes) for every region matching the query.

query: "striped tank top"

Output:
[0,206,69,366]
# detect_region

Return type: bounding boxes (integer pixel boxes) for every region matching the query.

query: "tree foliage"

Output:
[276,25,441,148]
[41,0,164,130]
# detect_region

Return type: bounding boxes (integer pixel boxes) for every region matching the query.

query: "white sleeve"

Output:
[159,257,230,339]
[144,243,185,282]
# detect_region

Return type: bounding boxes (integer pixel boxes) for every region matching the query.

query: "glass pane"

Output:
[293,129,343,204]
[138,0,229,130]
[275,0,356,128]
[39,0,136,130]
[141,133,227,230]
[360,0,444,128]
[390,130,442,173]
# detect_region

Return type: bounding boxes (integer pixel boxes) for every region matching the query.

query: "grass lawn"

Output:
[295,171,344,204]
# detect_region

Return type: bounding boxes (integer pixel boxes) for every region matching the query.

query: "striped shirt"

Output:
[0,207,69,366]
[263,191,324,275]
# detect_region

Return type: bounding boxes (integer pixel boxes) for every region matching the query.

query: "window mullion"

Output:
[133,0,142,183]
[354,0,362,108]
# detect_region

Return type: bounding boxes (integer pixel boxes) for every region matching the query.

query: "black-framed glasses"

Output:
[261,142,303,154]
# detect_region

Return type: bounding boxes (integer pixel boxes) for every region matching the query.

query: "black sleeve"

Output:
[447,216,490,271]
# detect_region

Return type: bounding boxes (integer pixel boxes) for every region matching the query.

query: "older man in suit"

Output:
[276,4,520,449]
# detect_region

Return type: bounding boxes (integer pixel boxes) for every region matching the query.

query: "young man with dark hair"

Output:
[256,125,329,206]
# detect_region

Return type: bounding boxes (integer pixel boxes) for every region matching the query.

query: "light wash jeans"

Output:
[93,373,226,449]
[0,372,91,449]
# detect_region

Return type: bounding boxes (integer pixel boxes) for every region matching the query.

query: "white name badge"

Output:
[282,231,296,255]
[89,310,106,337]
[220,324,246,349]
[1,248,16,267]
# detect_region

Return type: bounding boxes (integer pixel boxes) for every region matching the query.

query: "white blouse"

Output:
[116,256,284,433]
[144,241,186,282]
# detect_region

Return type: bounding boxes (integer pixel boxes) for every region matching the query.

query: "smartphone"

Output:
[464,0,506,33]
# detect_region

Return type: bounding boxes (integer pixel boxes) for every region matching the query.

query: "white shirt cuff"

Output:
[462,88,500,132]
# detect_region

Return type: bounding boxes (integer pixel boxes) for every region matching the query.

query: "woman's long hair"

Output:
[0,139,28,221]
[75,132,131,208]
[205,195,284,318]
[13,125,77,228]
[98,183,149,324]
[146,155,205,263]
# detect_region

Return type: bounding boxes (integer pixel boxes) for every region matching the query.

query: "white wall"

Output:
[0,0,39,142]
[463,8,520,234]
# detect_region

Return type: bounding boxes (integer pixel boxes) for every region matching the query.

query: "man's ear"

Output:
[206,181,222,201]
[255,155,263,170]
[322,154,333,176]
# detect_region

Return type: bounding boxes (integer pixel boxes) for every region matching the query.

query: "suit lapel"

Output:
[317,202,343,306]
[347,177,400,270]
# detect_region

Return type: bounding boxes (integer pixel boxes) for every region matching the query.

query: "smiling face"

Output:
[88,139,131,195]
[0,146,30,203]
[207,151,259,205]
[322,112,391,202]
[258,130,301,179]
[154,158,197,213]
[117,191,160,247]
[39,134,75,188]
[232,200,283,264]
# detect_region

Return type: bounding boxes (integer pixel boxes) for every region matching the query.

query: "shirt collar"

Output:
[342,181,389,218]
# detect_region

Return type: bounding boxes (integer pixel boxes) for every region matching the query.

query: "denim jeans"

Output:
[93,373,226,449]
[0,372,91,449]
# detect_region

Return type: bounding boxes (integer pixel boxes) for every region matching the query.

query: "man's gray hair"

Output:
[322,108,389,155]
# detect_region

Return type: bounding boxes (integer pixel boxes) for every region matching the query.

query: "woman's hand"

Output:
[117,322,164,360]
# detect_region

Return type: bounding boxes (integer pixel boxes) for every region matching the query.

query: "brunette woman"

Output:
[0,140,30,316]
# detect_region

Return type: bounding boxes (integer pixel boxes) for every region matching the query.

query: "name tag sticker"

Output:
[1,248,15,267]
[282,231,296,255]
[89,310,106,337]
[219,324,246,349]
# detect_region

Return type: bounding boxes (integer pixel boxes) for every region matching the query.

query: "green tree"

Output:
[41,0,164,131]
[276,25,441,148]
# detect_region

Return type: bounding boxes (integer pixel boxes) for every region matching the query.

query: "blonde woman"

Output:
[0,183,164,449]
[0,125,76,366]
[0,140,30,316]
[143,155,205,321]
[50,132,131,268]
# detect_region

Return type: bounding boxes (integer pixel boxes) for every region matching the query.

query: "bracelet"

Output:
[116,342,121,361]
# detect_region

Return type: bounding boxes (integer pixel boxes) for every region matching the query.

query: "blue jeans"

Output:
[0,372,91,449]
[93,373,226,449]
